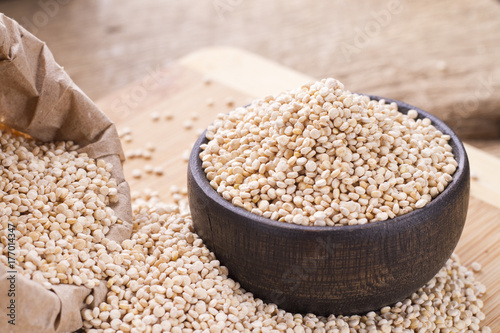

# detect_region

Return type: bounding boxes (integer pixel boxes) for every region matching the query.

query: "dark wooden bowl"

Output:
[187,96,470,315]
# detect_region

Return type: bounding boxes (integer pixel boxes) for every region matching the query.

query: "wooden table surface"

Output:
[0,0,499,328]
[1,0,499,142]
[96,47,500,330]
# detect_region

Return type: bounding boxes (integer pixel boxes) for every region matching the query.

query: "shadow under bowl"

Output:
[187,95,470,315]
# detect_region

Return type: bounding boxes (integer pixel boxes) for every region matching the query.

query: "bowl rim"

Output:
[189,94,469,233]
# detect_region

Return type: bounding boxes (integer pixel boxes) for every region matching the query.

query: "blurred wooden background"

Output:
[0,0,499,154]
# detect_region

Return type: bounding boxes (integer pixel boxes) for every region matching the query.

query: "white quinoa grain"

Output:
[131,169,142,179]
[122,134,133,143]
[144,164,154,174]
[85,295,94,305]
[183,120,193,130]
[471,261,482,272]
[145,142,156,152]
[153,166,164,176]
[407,109,419,119]
[182,150,190,162]
[415,199,427,209]
[118,127,132,137]
[150,112,161,122]
[165,112,174,121]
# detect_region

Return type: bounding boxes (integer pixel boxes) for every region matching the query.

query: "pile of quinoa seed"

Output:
[82,191,490,333]
[200,78,458,226]
[0,127,124,289]
[78,78,491,333]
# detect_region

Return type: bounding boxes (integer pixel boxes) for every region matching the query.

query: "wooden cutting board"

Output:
[96,47,500,330]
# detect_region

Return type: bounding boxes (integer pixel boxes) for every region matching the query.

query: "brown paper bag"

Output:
[0,14,132,333]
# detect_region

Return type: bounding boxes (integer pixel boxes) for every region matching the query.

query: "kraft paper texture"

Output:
[0,14,132,333]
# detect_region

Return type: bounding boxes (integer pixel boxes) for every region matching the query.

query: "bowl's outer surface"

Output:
[188,96,470,315]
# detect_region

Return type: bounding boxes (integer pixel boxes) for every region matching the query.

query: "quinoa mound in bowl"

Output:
[199,79,457,227]
[188,78,469,315]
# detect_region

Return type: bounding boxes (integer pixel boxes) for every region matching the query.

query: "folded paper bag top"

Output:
[0,13,132,333]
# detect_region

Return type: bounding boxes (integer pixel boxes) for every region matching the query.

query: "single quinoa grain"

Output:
[165,112,174,121]
[471,261,482,272]
[200,78,458,226]
[131,168,142,178]
[183,120,194,130]
[150,112,161,122]
[153,166,164,176]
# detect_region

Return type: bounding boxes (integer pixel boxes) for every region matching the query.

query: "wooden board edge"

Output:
[180,47,500,210]
[179,46,311,96]
[465,143,500,209]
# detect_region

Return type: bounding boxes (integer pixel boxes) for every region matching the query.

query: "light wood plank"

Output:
[182,47,500,210]
[97,48,500,330]
[1,0,500,139]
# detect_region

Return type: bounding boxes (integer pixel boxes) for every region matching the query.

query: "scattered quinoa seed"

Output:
[183,120,193,130]
[118,127,132,137]
[225,97,235,106]
[153,166,164,176]
[145,142,156,152]
[124,150,134,159]
[144,164,154,174]
[169,185,180,194]
[122,134,133,143]
[471,261,482,272]
[182,150,190,162]
[165,112,174,121]
[131,169,142,178]
[150,112,161,122]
